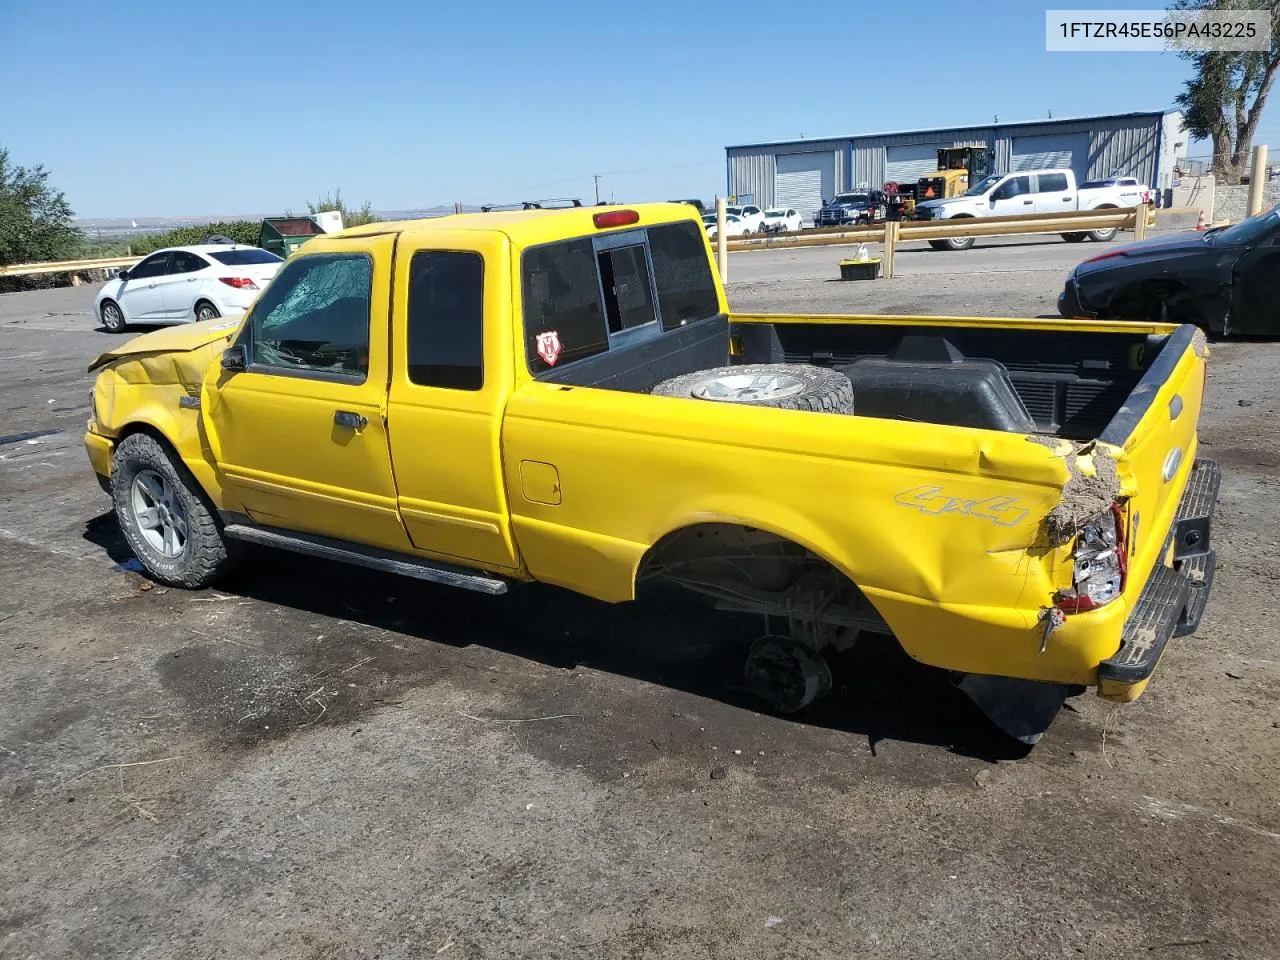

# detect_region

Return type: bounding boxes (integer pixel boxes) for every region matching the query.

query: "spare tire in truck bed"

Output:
[651,363,854,414]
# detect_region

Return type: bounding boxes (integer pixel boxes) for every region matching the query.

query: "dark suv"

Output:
[816,191,887,227]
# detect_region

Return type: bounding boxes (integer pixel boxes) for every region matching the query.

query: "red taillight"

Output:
[1056,503,1127,614]
[218,277,259,290]
[593,209,640,229]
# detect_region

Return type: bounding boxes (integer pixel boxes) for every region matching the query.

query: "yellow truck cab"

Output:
[84,203,1217,742]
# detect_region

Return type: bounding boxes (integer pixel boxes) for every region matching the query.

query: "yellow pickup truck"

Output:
[83,203,1218,742]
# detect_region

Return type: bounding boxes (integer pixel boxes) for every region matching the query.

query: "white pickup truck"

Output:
[915,169,1148,250]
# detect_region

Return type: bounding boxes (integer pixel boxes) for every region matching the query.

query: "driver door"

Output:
[989,175,1033,216]
[117,252,172,321]
[201,233,413,552]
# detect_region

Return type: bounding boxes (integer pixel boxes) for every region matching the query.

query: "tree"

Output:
[0,148,82,266]
[1174,0,1280,183]
[307,188,378,228]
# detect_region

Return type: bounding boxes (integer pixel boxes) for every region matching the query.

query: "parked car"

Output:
[1059,202,1280,336]
[761,208,804,233]
[702,213,750,239]
[96,244,284,333]
[816,191,888,228]
[725,204,764,233]
[83,203,1215,743]
[916,169,1146,250]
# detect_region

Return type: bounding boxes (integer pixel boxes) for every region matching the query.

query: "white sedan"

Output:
[96,244,284,333]
[725,204,764,233]
[761,208,804,232]
[702,214,751,239]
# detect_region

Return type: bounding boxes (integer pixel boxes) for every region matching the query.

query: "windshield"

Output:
[1214,205,1280,245]
[726,206,743,216]
[833,194,870,205]
[764,210,784,218]
[963,174,1004,197]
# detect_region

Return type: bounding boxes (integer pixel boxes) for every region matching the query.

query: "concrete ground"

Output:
[2,229,1278,959]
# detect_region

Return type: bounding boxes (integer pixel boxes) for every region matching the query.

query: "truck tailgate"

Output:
[1096,324,1214,696]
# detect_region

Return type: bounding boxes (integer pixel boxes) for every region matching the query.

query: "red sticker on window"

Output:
[536,330,562,366]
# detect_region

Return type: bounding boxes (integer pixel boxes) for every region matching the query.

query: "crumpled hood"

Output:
[87,315,244,373]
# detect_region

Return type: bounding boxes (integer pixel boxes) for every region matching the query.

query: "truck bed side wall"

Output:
[498,354,1129,685]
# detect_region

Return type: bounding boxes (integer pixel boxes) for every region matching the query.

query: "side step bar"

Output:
[222,523,509,596]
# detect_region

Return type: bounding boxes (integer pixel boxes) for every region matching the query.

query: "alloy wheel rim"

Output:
[131,469,187,558]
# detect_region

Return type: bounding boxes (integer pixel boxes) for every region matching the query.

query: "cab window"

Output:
[129,253,172,279]
[993,176,1031,200]
[406,250,484,390]
[246,252,372,380]
[522,221,720,375]
[1036,173,1069,193]
[523,238,609,373]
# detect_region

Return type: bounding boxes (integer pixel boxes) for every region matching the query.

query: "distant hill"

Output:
[75,205,473,239]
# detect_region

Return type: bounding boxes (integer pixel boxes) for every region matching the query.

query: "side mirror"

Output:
[118,269,131,281]
[221,345,247,371]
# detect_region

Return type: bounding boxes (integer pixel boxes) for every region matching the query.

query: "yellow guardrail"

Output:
[717,205,1156,279]
[0,255,139,278]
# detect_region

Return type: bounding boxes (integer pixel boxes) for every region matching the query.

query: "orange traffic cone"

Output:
[1195,209,1207,230]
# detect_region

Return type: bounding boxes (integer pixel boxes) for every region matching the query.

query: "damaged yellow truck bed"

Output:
[83,203,1218,742]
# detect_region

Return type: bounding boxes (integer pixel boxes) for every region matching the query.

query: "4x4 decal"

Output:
[894,484,1028,527]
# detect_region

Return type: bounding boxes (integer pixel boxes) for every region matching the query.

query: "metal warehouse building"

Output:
[726,110,1185,220]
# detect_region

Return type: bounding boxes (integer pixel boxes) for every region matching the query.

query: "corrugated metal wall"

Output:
[732,114,1173,199]
[727,139,845,207]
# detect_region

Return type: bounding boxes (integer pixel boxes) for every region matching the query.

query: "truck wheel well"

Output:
[637,522,889,636]
[1107,280,1201,324]
[113,422,221,519]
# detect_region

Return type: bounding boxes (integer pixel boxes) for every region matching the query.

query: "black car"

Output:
[1059,204,1280,336]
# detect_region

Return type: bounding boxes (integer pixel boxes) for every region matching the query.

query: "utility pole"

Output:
[594,175,601,205]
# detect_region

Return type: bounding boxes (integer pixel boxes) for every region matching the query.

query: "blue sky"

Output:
[0,0,1254,219]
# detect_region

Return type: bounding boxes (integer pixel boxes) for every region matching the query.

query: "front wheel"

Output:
[111,433,238,589]
[100,299,127,333]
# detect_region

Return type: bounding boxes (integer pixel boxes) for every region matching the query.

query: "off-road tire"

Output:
[111,432,237,589]
[652,363,854,414]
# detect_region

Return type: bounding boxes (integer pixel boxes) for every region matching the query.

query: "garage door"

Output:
[885,143,948,183]
[1011,133,1090,180]
[774,152,834,223]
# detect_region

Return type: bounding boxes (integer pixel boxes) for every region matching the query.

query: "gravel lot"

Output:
[2,229,1278,959]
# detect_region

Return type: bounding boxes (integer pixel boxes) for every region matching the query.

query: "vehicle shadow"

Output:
[82,512,1029,761]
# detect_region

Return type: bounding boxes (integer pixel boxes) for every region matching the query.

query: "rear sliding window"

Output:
[522,220,719,375]
[211,249,284,266]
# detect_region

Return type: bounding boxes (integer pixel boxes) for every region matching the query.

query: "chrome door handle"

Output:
[1022,200,1032,205]
[334,410,368,429]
